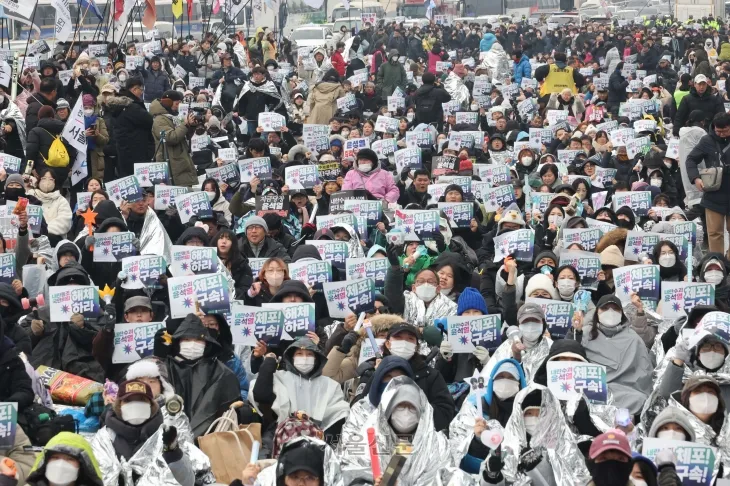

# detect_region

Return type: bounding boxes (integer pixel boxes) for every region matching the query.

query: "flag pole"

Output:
[20,1,39,70]
[66,2,93,58]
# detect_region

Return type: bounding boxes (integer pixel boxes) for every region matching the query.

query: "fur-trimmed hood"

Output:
[347,314,404,360]
[125,358,176,399]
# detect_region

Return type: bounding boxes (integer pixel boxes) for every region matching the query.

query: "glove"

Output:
[673,338,691,364]
[518,448,542,473]
[84,236,95,250]
[482,453,504,483]
[31,319,44,336]
[400,167,411,182]
[339,331,359,354]
[162,425,178,451]
[70,313,85,328]
[440,340,453,361]
[655,449,677,467]
[433,232,446,252]
[101,304,116,332]
[473,346,490,365]
[386,243,401,267]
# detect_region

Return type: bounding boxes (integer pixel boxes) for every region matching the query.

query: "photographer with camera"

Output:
[150,90,199,188]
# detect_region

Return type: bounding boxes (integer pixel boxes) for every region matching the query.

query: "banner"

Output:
[174,191,213,224]
[526,297,574,338]
[662,282,715,318]
[167,274,230,318]
[493,229,535,262]
[52,0,73,41]
[438,202,473,228]
[642,439,715,486]
[287,260,332,289]
[93,231,136,262]
[0,402,17,449]
[559,250,601,290]
[49,286,101,321]
[305,240,349,270]
[547,361,608,403]
[134,162,170,187]
[112,322,166,363]
[263,302,316,340]
[170,246,218,277]
[345,257,389,292]
[612,191,651,216]
[154,185,188,211]
[238,157,272,183]
[323,278,376,318]
[121,255,166,289]
[229,301,284,346]
[106,176,143,206]
[613,264,660,305]
[394,148,422,173]
[285,165,319,190]
[562,227,601,252]
[394,209,440,241]
[446,314,502,352]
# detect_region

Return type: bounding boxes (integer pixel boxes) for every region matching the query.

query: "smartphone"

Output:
[615,408,632,427]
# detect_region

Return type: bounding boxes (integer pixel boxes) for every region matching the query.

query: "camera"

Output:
[191,107,206,124]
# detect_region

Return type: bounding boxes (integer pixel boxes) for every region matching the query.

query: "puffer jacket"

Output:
[673,86,725,136]
[480,33,496,52]
[341,162,400,203]
[376,50,407,98]
[149,100,197,187]
[513,54,531,85]
[141,67,171,102]
[24,117,74,175]
[307,82,346,125]
[26,188,73,242]
[105,90,154,177]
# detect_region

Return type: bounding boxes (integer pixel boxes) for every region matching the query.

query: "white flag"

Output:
[70,149,88,186]
[51,0,73,42]
[61,96,87,153]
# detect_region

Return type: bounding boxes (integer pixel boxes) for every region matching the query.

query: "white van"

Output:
[330,1,386,22]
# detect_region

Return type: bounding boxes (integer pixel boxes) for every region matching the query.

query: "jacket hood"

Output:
[316,82,344,94]
[171,313,222,358]
[699,252,729,278]
[648,406,697,441]
[39,60,58,77]
[431,251,471,290]
[484,358,527,405]
[368,355,414,406]
[0,283,22,313]
[93,200,124,226]
[662,207,686,221]
[50,262,91,287]
[105,93,134,115]
[593,207,618,225]
[98,217,128,233]
[176,226,209,246]
[534,339,588,386]
[270,279,314,303]
[28,432,103,486]
[283,336,327,378]
[125,358,176,399]
[293,244,322,262]
[148,99,171,116]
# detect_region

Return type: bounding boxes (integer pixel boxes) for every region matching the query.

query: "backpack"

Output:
[415,92,437,122]
[18,403,77,446]
[41,129,70,168]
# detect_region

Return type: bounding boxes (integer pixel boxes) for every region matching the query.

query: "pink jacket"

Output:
[342,167,399,203]
[427,51,442,74]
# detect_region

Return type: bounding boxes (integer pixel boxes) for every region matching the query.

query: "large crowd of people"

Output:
[0,11,729,486]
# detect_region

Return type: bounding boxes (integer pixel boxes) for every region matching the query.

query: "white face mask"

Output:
[179,340,206,360]
[598,309,622,328]
[520,322,543,343]
[90,66,99,75]
[557,279,576,299]
[358,162,372,173]
[521,156,533,166]
[293,356,316,375]
[407,112,415,121]
[471,104,479,111]
[206,191,216,201]
[632,479,648,486]
[267,66,275,72]
[650,177,663,187]
[267,275,284,287]
[548,215,563,227]
[415,283,438,302]
[524,416,539,436]
[121,401,152,425]
[118,74,127,82]
[45,459,80,486]
[659,254,676,268]
[389,340,416,360]
[699,350,726,370]
[492,378,519,400]
[689,392,719,415]
[39,179,55,193]
[83,108,94,116]
[390,406,419,433]
[656,429,686,441]
[705,270,725,285]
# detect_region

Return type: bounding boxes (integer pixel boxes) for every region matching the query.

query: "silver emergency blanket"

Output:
[0,96,26,151]
[448,390,505,468]
[254,437,344,486]
[338,222,365,259]
[501,383,591,486]
[564,394,617,437]
[481,337,552,383]
[478,43,511,86]
[140,207,173,263]
[338,376,454,486]
[444,72,471,111]
[435,468,480,486]
[337,399,376,462]
[91,426,197,486]
[233,79,283,113]
[402,291,457,328]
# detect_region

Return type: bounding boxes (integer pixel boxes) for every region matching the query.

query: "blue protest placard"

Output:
[642,439,715,486]
[343,200,382,236]
[170,246,219,277]
[288,260,332,290]
[0,403,17,449]
[285,165,319,190]
[393,148,423,173]
[93,231,137,262]
[493,228,535,263]
[662,234,689,262]
[394,209,440,241]
[436,176,472,195]
[624,231,661,261]
[106,175,143,206]
[175,191,214,224]
[562,228,601,251]
[526,297,575,338]
[0,154,21,173]
[168,274,231,318]
[154,185,189,211]
[612,191,651,216]
[482,185,516,212]
[438,202,473,228]
[112,322,167,363]
[121,255,166,290]
[238,157,272,183]
[0,253,15,284]
[305,240,349,271]
[662,282,715,318]
[345,257,390,292]
[134,162,170,187]
[263,302,316,340]
[696,312,730,346]
[613,264,660,304]
[547,362,608,403]
[446,314,502,353]
[229,301,284,346]
[559,250,601,290]
[323,278,376,318]
[26,205,42,235]
[49,286,101,321]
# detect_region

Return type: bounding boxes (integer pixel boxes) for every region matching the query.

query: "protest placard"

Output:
[662,282,716,318]
[438,202,473,228]
[106,176,143,206]
[371,139,398,159]
[547,361,608,403]
[394,148,422,173]
[238,157,272,182]
[170,246,219,277]
[374,116,399,134]
[342,199,382,235]
[345,257,389,292]
[642,439,716,486]
[154,185,188,211]
[323,278,376,318]
[174,191,213,224]
[285,165,319,189]
[121,255,166,289]
[229,301,284,346]
[263,302,316,340]
[112,322,166,363]
[526,297,575,338]
[93,231,137,262]
[612,191,652,216]
[394,209,440,241]
[446,314,502,353]
[493,229,535,262]
[167,273,230,318]
[288,260,332,289]
[134,162,170,187]
[50,285,101,321]
[306,240,349,270]
[0,253,14,284]
[559,250,601,290]
[205,163,239,186]
[258,112,286,131]
[613,264,660,305]
[0,403,17,449]
[562,227,601,251]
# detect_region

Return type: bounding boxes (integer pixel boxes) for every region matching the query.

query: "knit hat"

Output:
[494,360,521,380]
[82,94,95,107]
[647,406,697,441]
[5,174,24,188]
[524,274,558,300]
[243,216,268,232]
[517,302,546,324]
[356,148,378,165]
[600,245,624,267]
[56,98,70,110]
[456,287,488,315]
[38,105,55,119]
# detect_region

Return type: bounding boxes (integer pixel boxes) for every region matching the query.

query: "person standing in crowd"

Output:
[105,77,154,177]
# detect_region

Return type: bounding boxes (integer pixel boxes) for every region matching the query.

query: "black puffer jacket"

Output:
[674,87,725,136]
[105,90,155,177]
[0,283,31,357]
[413,83,451,125]
[0,333,34,411]
[25,117,75,175]
[24,93,56,133]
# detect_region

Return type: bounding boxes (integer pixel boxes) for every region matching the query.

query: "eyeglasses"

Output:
[267,269,285,276]
[415,279,438,286]
[287,472,318,484]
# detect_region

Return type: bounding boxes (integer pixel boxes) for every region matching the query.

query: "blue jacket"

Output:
[513,55,532,85]
[480,33,496,52]
[225,354,250,400]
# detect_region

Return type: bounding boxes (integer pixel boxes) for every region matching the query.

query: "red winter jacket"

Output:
[331,51,346,77]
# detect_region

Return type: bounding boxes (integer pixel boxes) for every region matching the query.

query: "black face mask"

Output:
[617,219,633,229]
[0,305,10,317]
[4,188,25,201]
[589,460,633,486]
[207,328,220,340]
